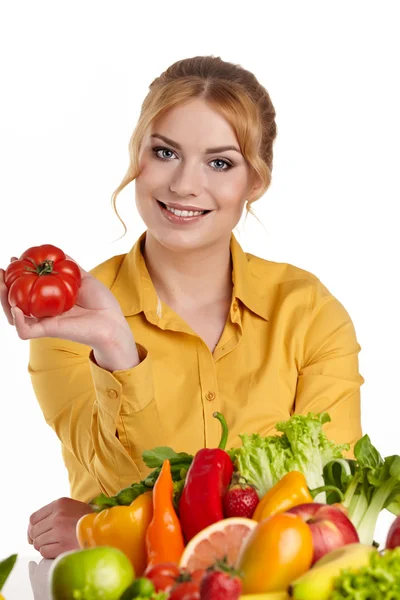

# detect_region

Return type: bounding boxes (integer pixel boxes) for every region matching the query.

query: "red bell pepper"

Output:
[178,412,234,542]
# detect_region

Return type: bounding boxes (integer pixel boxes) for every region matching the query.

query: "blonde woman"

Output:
[0,55,363,559]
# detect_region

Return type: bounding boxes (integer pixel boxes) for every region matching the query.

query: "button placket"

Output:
[197,342,220,448]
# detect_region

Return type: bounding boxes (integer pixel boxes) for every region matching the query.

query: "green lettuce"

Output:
[229,412,349,500]
[331,547,400,598]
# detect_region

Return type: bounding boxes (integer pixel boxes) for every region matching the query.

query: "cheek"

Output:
[216,180,246,211]
[213,168,248,204]
[135,159,168,199]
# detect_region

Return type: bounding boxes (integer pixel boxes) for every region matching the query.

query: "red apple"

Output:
[286,503,359,564]
[386,515,400,549]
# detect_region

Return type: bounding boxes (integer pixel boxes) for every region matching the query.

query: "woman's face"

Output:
[135,98,260,253]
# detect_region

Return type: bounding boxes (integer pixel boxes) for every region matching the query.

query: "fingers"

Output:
[28,502,55,554]
[11,306,45,340]
[29,521,52,543]
[38,543,63,560]
[29,501,55,529]
[0,268,13,325]
[31,529,56,551]
[1,258,25,325]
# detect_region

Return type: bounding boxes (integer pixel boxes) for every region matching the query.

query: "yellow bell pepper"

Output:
[76,491,153,576]
[252,471,313,522]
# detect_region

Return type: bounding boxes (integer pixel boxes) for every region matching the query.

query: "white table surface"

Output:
[2,555,53,600]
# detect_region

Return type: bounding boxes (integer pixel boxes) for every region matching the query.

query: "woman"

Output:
[0,55,363,559]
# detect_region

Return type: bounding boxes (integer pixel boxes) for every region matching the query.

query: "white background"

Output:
[0,0,399,565]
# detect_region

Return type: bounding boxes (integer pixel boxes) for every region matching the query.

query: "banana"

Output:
[288,543,377,600]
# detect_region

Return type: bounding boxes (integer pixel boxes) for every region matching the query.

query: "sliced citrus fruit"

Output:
[179,517,257,572]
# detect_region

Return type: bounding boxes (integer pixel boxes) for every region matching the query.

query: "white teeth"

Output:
[165,205,205,217]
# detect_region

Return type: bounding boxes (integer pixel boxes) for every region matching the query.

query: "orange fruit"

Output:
[236,513,313,594]
[179,517,257,572]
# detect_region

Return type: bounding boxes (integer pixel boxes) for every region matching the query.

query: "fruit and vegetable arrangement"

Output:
[3,411,399,599]
[3,246,400,598]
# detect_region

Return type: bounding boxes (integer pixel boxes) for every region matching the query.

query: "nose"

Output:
[169,159,204,198]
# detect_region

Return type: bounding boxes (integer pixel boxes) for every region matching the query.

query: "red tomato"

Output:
[190,569,205,585]
[4,244,81,318]
[169,581,200,600]
[143,562,181,592]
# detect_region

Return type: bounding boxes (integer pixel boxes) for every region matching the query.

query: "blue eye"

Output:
[152,146,233,172]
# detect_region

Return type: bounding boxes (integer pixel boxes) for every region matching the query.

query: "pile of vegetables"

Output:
[91,411,400,548]
[69,412,400,598]
[5,411,400,599]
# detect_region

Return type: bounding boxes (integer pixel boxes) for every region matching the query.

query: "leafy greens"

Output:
[89,447,193,512]
[228,412,349,500]
[331,547,400,599]
[324,435,400,545]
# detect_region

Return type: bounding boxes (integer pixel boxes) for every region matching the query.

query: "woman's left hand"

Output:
[27,497,93,559]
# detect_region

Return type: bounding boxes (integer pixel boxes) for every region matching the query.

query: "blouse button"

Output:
[206,391,216,402]
[108,389,119,399]
[232,301,238,311]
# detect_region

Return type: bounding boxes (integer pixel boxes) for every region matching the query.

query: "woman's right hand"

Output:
[0,256,140,371]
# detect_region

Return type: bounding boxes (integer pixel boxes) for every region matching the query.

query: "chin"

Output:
[148,227,216,253]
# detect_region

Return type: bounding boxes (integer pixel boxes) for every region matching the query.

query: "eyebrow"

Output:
[150,133,241,154]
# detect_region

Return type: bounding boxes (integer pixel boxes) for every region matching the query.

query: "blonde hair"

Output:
[112,55,277,235]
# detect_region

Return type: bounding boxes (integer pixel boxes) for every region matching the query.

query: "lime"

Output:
[120,577,155,599]
[49,546,134,600]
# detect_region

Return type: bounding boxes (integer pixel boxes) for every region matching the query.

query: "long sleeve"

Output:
[28,335,154,497]
[294,281,364,457]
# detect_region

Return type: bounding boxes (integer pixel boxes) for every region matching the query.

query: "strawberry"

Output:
[199,559,242,600]
[223,472,259,518]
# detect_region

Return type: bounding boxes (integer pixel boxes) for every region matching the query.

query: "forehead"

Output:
[147,98,239,148]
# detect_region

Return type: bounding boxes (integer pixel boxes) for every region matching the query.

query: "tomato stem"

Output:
[23,258,56,276]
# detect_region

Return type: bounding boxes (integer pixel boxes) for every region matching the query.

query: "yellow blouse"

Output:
[28,232,364,503]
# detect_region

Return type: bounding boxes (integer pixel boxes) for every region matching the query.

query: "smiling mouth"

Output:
[157,200,212,217]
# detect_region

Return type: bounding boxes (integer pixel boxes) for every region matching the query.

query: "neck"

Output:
[142,232,233,309]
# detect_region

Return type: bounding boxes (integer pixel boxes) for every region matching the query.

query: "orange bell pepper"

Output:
[237,512,314,593]
[76,491,153,576]
[145,459,185,567]
[252,471,313,521]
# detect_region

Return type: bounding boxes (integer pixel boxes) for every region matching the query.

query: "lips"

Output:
[157,199,211,213]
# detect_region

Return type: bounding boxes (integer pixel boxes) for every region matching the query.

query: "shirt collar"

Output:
[110,231,155,318]
[230,234,269,321]
[110,231,269,321]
